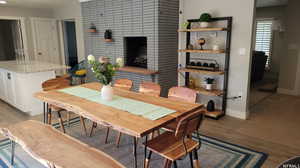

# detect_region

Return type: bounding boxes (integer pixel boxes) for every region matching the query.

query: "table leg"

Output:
[144,136,148,168]
[11,140,15,165]
[133,137,137,168]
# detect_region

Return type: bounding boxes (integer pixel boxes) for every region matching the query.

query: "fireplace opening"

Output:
[124,37,147,68]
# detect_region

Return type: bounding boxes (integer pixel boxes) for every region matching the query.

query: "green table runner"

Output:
[59,87,176,120]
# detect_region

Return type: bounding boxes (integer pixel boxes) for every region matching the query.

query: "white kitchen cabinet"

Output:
[0,69,7,100]
[0,68,16,105]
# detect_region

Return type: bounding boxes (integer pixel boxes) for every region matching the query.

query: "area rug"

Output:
[0,118,267,168]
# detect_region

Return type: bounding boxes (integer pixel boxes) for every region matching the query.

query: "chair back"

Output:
[168,87,197,103]
[114,79,133,91]
[42,78,70,91]
[139,82,161,97]
[175,110,205,138]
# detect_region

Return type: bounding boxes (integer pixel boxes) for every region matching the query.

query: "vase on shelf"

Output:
[205,84,213,91]
[101,84,113,101]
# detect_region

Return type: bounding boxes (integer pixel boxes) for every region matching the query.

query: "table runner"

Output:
[59,87,176,120]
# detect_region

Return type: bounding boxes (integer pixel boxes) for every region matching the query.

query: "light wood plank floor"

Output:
[0,93,299,167]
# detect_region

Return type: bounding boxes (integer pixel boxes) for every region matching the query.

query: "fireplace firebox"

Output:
[124,37,147,68]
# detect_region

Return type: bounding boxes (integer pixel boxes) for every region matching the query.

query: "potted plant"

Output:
[87,55,119,101]
[199,13,212,28]
[204,77,214,90]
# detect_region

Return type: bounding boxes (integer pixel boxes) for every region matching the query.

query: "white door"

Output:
[31,18,61,64]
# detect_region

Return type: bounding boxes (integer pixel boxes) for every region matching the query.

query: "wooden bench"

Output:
[0,120,125,168]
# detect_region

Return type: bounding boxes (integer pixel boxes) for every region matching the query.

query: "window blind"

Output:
[255,20,273,68]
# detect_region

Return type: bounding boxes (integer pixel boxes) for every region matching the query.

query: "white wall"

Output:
[0,6,53,18]
[278,0,300,96]
[179,0,256,119]
[52,0,85,62]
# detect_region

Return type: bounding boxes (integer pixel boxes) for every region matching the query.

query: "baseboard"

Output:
[226,109,248,120]
[277,88,298,96]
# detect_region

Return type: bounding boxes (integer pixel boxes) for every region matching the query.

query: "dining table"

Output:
[34,82,203,168]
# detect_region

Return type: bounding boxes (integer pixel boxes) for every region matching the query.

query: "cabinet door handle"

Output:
[7,73,11,80]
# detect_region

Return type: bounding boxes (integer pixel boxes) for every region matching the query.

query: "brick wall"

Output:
[81,0,178,95]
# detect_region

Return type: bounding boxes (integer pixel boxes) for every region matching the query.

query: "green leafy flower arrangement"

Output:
[87,55,119,85]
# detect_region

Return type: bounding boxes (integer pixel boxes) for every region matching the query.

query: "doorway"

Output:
[62,20,78,69]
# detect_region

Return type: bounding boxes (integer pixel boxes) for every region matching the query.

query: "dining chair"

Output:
[144,110,205,168]
[139,81,161,97]
[89,78,133,146]
[163,86,198,133]
[42,78,88,135]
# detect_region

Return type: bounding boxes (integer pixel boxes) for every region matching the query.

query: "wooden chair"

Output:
[89,78,133,146]
[139,82,161,97]
[144,110,205,168]
[42,78,88,135]
[163,87,198,132]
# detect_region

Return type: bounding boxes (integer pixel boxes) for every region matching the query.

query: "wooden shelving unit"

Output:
[179,17,233,120]
[193,87,223,96]
[178,68,224,75]
[178,27,227,32]
[178,49,225,54]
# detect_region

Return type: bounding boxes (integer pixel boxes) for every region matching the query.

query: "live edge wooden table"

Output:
[35,82,203,168]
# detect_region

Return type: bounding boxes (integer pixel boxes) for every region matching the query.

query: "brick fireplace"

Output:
[81,0,179,95]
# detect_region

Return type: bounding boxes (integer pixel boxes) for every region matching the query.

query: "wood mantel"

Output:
[117,66,159,75]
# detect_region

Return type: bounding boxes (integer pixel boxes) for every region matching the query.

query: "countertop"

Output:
[0,61,70,73]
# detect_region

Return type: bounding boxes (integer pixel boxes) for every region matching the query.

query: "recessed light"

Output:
[0,0,7,4]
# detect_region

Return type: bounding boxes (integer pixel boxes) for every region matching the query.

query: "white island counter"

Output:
[0,61,69,116]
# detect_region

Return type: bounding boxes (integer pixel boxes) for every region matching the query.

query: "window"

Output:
[255,19,273,68]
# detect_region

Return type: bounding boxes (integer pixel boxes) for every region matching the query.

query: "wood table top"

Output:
[0,120,125,168]
[35,82,203,137]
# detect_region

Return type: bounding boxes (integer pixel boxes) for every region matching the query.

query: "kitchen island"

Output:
[0,61,69,116]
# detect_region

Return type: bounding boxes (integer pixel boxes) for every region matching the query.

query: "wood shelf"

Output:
[117,66,158,75]
[205,109,224,118]
[192,87,223,96]
[178,49,225,54]
[178,68,224,75]
[178,28,227,32]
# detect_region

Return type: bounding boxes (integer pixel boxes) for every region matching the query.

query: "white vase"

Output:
[101,85,113,101]
[200,22,210,28]
[212,45,220,51]
[205,84,213,90]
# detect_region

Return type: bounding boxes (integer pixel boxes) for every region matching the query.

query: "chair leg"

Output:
[193,149,200,168]
[144,151,152,168]
[80,116,88,136]
[163,159,172,168]
[10,140,15,166]
[89,122,97,137]
[47,108,52,125]
[105,127,110,144]
[116,132,122,147]
[57,111,66,133]
[189,152,194,168]
[173,161,178,168]
[67,112,71,127]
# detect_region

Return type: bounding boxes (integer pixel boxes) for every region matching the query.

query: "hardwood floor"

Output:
[0,93,299,167]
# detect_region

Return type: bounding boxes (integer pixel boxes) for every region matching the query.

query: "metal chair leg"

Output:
[89,122,97,137]
[11,140,15,166]
[80,116,88,136]
[173,161,178,168]
[48,108,52,125]
[144,151,152,168]
[189,152,194,168]
[116,132,122,147]
[57,110,66,133]
[105,127,110,144]
[193,149,200,168]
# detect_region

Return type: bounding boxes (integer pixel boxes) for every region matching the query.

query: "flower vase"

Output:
[101,85,113,101]
[205,84,213,91]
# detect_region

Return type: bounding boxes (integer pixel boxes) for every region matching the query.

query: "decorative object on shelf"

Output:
[104,29,113,42]
[116,57,124,67]
[197,38,206,50]
[207,100,215,112]
[199,13,212,28]
[204,77,214,91]
[189,77,196,89]
[87,55,119,101]
[88,23,97,33]
[187,58,219,71]
[188,44,194,50]
[182,21,190,29]
[212,44,220,51]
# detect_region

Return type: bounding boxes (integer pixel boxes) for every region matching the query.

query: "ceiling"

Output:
[0,0,75,9]
[256,0,288,7]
